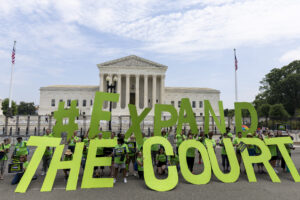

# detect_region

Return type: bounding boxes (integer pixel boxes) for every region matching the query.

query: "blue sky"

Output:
[1,0,300,108]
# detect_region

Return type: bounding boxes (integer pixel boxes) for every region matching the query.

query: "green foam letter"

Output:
[89,92,119,139]
[264,137,300,182]
[15,136,61,193]
[179,140,211,184]
[154,104,178,136]
[206,138,240,182]
[235,102,258,137]
[81,139,117,188]
[240,138,280,182]
[176,98,198,135]
[143,136,178,191]
[204,100,226,134]
[125,104,151,146]
[41,142,84,191]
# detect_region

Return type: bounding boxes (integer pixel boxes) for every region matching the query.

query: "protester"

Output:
[0,138,11,180]
[198,131,205,164]
[176,130,186,154]
[256,134,265,174]
[168,153,180,172]
[42,129,53,176]
[13,137,29,159]
[282,135,295,172]
[205,132,216,151]
[233,132,242,168]
[151,132,159,165]
[63,149,73,180]
[156,147,167,175]
[68,131,80,153]
[95,133,105,177]
[186,133,196,173]
[220,132,232,173]
[126,135,137,176]
[113,138,128,183]
[136,150,144,179]
[266,133,279,174]
[11,155,36,185]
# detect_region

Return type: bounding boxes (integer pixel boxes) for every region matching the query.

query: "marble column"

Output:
[152,75,156,107]
[125,74,130,106]
[160,75,165,104]
[117,74,121,108]
[135,75,140,109]
[144,75,148,108]
[99,73,104,91]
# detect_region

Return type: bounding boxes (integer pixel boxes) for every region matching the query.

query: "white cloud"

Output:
[279,47,300,64]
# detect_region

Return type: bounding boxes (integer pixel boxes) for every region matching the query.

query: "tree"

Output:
[1,98,17,116]
[18,102,36,115]
[258,103,271,127]
[269,104,290,121]
[255,60,300,116]
[224,109,235,117]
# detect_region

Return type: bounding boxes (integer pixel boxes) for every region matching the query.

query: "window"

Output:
[67,99,71,107]
[90,99,93,106]
[59,99,63,102]
[76,100,79,106]
[171,101,174,106]
[178,101,181,108]
[51,99,55,107]
[200,113,203,116]
[199,101,203,108]
[192,101,196,108]
[83,99,87,107]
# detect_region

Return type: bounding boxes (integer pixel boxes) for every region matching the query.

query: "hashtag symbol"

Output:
[52,100,79,141]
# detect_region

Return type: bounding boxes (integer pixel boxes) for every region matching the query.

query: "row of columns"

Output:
[100,73,165,109]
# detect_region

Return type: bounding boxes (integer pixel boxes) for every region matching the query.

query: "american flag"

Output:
[234,48,238,71]
[12,41,16,64]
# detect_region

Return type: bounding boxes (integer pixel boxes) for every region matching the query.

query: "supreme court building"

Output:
[39,55,220,116]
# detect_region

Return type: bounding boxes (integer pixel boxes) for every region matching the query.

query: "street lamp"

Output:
[106,75,117,131]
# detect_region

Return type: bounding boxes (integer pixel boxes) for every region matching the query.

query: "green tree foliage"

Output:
[1,98,17,116]
[258,104,271,118]
[255,60,300,116]
[269,104,290,121]
[18,101,36,115]
[224,109,235,117]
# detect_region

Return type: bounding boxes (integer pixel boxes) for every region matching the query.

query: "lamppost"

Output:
[106,75,118,131]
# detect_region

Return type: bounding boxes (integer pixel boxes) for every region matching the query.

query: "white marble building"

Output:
[39,55,220,116]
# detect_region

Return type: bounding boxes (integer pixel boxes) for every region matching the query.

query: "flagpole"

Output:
[234,48,238,102]
[8,41,16,109]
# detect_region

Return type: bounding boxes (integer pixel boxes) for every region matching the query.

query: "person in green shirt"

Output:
[151,132,159,165]
[282,135,295,172]
[156,147,167,175]
[220,132,232,173]
[13,137,29,159]
[233,132,242,167]
[11,155,31,185]
[176,130,186,154]
[168,154,180,172]
[136,151,144,179]
[126,135,137,176]
[94,133,105,177]
[113,138,129,183]
[256,134,265,174]
[0,138,11,180]
[186,133,196,173]
[198,131,206,164]
[266,133,279,174]
[63,149,73,180]
[42,129,53,176]
[68,130,80,153]
[162,130,169,140]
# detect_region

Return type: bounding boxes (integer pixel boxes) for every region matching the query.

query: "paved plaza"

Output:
[1,145,300,200]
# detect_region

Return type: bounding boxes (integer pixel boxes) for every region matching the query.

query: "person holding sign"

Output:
[126,135,137,177]
[63,149,73,180]
[0,138,11,180]
[13,137,28,159]
[198,131,206,164]
[42,129,53,176]
[136,150,144,179]
[68,131,80,153]
[11,155,29,185]
[267,133,279,174]
[233,132,242,169]
[186,133,196,173]
[176,130,186,154]
[220,133,232,173]
[113,138,129,183]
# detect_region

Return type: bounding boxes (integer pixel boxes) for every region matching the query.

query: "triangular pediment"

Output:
[98,55,167,68]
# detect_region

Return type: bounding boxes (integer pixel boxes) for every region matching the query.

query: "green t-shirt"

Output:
[23,161,29,170]
[137,157,143,171]
[83,138,89,147]
[127,141,136,156]
[64,155,73,161]
[0,143,11,161]
[268,145,277,157]
[156,153,167,163]
[163,133,169,139]
[43,134,53,156]
[114,144,128,164]
[95,138,104,156]
[15,141,28,157]
[176,134,185,147]
[68,136,80,146]
[220,139,227,155]
[168,155,179,165]
[186,147,196,158]
[204,138,216,148]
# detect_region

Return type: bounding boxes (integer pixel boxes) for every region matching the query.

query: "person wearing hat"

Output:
[63,149,73,180]
[13,137,28,159]
[0,138,11,180]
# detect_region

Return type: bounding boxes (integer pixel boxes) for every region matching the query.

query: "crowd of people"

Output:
[0,127,296,185]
